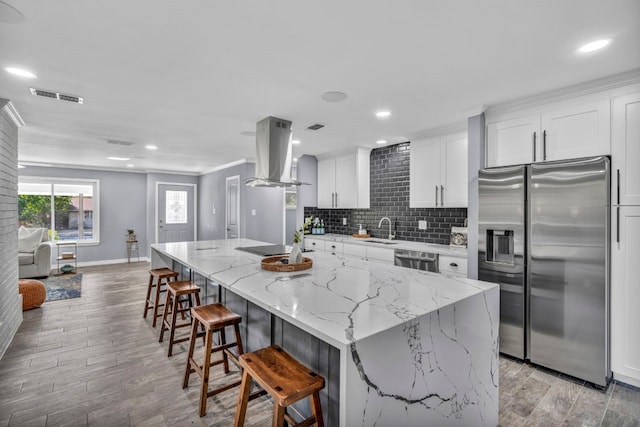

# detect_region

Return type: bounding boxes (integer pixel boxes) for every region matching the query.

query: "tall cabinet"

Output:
[611,91,640,388]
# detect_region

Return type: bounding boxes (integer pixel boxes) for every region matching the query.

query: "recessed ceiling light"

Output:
[106,156,130,161]
[293,158,298,162]
[375,111,391,118]
[376,140,387,145]
[578,38,612,53]
[291,139,301,145]
[126,164,134,168]
[4,67,36,78]
[145,144,157,150]
[321,91,348,102]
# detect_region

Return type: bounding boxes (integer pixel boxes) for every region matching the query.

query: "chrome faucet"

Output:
[378,217,396,240]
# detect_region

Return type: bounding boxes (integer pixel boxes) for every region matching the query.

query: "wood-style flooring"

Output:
[1,262,639,426]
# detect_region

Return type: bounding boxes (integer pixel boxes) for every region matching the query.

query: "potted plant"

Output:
[288,216,313,264]
[126,229,137,241]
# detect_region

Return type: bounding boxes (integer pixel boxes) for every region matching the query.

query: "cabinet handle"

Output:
[450,262,458,267]
[617,206,620,243]
[532,131,537,162]
[311,242,316,246]
[543,130,547,161]
[440,185,444,206]
[617,169,620,205]
[335,193,338,207]
[435,185,439,207]
[332,192,335,208]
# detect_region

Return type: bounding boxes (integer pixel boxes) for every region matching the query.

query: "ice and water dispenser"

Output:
[486,230,515,264]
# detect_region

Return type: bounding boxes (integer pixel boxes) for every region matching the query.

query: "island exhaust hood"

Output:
[245,116,308,187]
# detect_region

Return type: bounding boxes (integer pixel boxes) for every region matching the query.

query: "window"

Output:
[165,190,187,224]
[18,177,100,244]
[285,191,297,209]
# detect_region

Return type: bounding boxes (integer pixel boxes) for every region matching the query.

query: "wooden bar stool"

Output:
[183,303,245,417]
[234,344,325,427]
[143,268,179,327]
[159,280,202,357]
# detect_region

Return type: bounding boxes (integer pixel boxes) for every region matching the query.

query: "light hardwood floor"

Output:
[1,262,639,426]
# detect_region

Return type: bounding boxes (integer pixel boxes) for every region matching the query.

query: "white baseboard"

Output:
[613,371,640,389]
[74,257,150,268]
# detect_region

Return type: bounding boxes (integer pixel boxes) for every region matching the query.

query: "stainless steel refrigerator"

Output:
[478,156,610,387]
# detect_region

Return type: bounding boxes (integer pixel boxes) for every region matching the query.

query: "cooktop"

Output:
[235,244,313,257]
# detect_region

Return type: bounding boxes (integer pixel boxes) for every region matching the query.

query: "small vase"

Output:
[288,242,302,264]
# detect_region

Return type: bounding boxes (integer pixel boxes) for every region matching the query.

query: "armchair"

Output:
[18,227,52,279]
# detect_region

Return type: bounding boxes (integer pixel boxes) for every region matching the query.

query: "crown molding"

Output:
[407,120,468,141]
[1,98,25,128]
[485,68,640,117]
[199,158,249,175]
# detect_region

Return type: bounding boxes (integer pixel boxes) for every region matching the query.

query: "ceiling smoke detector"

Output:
[30,88,84,104]
[305,123,325,131]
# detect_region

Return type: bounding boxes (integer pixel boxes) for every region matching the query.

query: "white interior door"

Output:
[157,183,196,243]
[226,176,240,239]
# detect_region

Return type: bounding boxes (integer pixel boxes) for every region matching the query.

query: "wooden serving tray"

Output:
[261,255,313,272]
[352,233,371,238]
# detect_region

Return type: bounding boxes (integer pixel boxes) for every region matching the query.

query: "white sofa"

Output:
[18,227,52,279]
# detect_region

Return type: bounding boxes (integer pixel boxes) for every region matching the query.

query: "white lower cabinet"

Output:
[365,246,394,264]
[304,238,324,252]
[611,205,640,387]
[343,242,366,260]
[438,255,467,278]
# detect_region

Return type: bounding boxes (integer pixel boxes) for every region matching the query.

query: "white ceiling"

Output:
[1,1,639,174]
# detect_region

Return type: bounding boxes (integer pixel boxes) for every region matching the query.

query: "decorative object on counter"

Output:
[126,228,137,241]
[450,226,468,247]
[289,216,312,264]
[358,223,367,235]
[261,255,313,272]
[352,233,371,238]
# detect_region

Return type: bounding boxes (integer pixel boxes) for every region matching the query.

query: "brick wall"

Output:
[0,102,22,359]
[304,142,467,245]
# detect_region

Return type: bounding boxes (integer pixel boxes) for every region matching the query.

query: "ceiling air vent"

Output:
[30,88,84,104]
[305,123,325,131]
[106,139,134,146]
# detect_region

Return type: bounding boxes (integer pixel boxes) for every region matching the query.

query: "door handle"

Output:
[543,130,547,161]
[440,185,444,207]
[435,185,439,207]
[532,131,537,162]
[450,262,458,267]
[617,206,620,243]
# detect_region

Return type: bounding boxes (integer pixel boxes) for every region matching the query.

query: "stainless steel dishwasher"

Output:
[394,249,439,272]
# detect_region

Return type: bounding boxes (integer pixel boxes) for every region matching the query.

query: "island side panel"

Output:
[343,287,499,426]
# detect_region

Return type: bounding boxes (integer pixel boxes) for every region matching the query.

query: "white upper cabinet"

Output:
[612,92,640,206]
[486,96,611,167]
[410,131,468,208]
[317,148,370,209]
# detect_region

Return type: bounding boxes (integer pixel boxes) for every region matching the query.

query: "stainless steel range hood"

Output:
[245,116,308,187]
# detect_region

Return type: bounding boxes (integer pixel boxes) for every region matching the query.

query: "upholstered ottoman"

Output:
[18,279,46,310]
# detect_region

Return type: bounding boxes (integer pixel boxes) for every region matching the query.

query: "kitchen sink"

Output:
[363,239,398,245]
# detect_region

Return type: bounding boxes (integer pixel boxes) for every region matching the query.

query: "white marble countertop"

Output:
[304,233,468,257]
[151,239,495,349]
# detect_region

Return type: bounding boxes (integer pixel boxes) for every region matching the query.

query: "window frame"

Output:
[18,176,100,246]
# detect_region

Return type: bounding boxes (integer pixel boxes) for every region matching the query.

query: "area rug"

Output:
[42,273,83,301]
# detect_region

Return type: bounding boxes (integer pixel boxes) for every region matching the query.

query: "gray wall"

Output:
[19,166,149,263]
[296,155,318,228]
[0,101,22,359]
[466,113,485,280]
[146,172,199,247]
[198,162,285,245]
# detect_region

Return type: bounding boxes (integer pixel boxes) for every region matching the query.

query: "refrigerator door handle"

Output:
[435,185,439,207]
[532,131,537,162]
[617,169,621,205]
[542,130,547,161]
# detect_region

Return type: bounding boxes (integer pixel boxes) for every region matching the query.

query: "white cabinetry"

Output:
[317,148,370,209]
[612,92,640,206]
[304,238,324,251]
[486,97,610,167]
[611,206,640,388]
[410,132,468,208]
[439,255,467,278]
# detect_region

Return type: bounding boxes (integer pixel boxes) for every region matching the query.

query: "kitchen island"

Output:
[151,239,499,426]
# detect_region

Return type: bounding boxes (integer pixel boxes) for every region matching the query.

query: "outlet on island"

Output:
[418,220,427,230]
[343,217,347,225]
